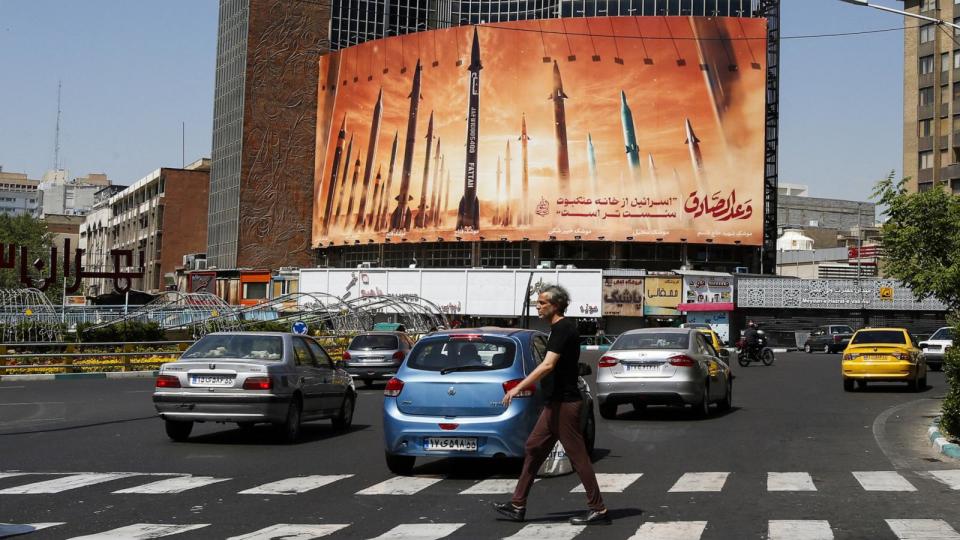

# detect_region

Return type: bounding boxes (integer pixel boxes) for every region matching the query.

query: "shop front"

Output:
[677,272,735,344]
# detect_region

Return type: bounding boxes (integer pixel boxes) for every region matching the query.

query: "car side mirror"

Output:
[578,362,592,376]
[718,349,730,360]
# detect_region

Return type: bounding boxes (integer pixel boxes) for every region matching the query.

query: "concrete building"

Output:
[38,170,112,217]
[777,183,808,197]
[0,168,41,217]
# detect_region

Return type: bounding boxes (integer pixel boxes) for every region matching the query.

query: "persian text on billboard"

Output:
[603,277,644,317]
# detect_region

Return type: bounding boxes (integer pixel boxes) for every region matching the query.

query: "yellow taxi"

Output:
[698,329,724,354]
[841,328,927,392]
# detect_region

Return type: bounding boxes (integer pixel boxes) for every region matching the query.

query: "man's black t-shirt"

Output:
[544,317,582,402]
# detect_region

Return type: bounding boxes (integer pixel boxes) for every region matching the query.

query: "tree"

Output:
[874,173,960,436]
[0,213,64,303]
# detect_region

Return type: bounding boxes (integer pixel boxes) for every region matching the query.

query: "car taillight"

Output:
[392,350,405,360]
[896,352,911,361]
[503,379,534,397]
[155,375,180,388]
[439,423,459,430]
[598,355,619,368]
[342,351,351,360]
[242,377,272,390]
[451,334,483,341]
[384,377,404,397]
[669,354,696,367]
[843,353,860,361]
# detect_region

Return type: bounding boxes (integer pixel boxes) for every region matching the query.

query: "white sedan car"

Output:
[919,327,954,372]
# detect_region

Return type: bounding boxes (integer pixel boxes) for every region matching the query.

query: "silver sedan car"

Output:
[595,328,732,419]
[153,332,356,443]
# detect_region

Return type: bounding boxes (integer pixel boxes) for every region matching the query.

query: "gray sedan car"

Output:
[343,331,414,387]
[595,328,732,419]
[153,332,356,443]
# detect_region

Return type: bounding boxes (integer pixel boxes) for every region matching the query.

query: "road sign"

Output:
[292,321,308,335]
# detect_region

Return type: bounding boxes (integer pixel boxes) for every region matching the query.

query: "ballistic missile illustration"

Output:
[321,115,346,236]
[389,59,423,232]
[435,157,448,227]
[502,140,512,227]
[442,166,451,226]
[376,132,399,231]
[344,152,362,220]
[620,90,641,180]
[456,28,482,231]
[414,112,435,228]
[494,155,502,226]
[587,133,598,195]
[684,118,705,188]
[519,114,531,226]
[549,61,570,190]
[366,167,383,228]
[333,134,354,225]
[647,153,658,185]
[355,89,383,230]
[429,139,442,227]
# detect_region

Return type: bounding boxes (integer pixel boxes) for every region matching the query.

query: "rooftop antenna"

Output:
[54,80,62,170]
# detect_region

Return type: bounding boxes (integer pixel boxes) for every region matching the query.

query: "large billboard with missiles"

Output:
[313,17,767,247]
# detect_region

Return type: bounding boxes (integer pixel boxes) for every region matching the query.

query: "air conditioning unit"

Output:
[734,266,749,273]
[192,259,208,270]
[182,254,195,266]
[537,261,555,269]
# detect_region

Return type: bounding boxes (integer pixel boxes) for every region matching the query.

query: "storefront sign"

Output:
[602,277,644,317]
[680,274,733,308]
[643,277,682,317]
[736,278,946,311]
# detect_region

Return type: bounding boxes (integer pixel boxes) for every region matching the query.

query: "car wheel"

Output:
[695,385,711,418]
[598,402,618,420]
[823,345,831,354]
[332,393,355,431]
[583,411,596,457]
[165,420,193,442]
[277,400,302,444]
[804,344,812,354]
[761,349,775,366]
[737,352,750,367]
[385,452,416,476]
[717,381,733,412]
[843,379,855,392]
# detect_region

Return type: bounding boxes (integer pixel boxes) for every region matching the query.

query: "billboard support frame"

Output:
[760,0,780,275]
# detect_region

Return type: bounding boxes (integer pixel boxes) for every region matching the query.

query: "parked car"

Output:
[595,328,733,419]
[919,326,954,372]
[153,332,356,443]
[382,328,595,475]
[344,331,414,387]
[841,328,926,392]
[698,328,725,353]
[803,325,855,354]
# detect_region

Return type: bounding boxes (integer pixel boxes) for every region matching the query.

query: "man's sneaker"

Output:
[569,509,611,525]
[492,501,526,522]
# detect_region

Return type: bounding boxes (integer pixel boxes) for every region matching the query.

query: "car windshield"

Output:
[832,326,853,334]
[181,335,283,361]
[612,332,690,350]
[350,334,400,350]
[851,330,906,345]
[931,328,955,341]
[406,336,516,372]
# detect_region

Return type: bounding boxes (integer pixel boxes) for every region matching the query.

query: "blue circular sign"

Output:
[292,321,308,335]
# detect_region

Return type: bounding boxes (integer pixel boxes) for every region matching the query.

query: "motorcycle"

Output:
[736,332,775,367]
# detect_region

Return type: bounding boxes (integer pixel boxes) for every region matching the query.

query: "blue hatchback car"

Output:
[382,328,596,475]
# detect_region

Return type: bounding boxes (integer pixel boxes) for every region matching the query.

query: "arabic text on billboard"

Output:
[602,277,644,317]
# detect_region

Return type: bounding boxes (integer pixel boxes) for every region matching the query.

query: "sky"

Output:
[0,0,904,203]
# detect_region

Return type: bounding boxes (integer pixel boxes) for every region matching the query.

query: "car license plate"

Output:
[424,437,477,452]
[189,375,235,387]
[625,363,659,372]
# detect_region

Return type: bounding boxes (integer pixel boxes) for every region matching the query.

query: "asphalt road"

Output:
[0,351,957,539]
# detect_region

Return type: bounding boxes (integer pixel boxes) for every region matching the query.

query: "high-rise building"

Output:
[0,168,41,217]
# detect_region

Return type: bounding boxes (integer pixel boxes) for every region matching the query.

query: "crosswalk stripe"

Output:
[225,524,350,540]
[113,476,230,494]
[572,473,642,493]
[0,523,65,537]
[668,472,729,492]
[767,472,817,491]
[927,470,960,490]
[239,475,353,495]
[460,478,524,495]
[885,519,960,539]
[768,520,834,540]
[367,523,465,539]
[0,472,30,480]
[357,476,443,495]
[504,523,585,539]
[852,471,916,492]
[67,523,210,539]
[0,473,135,494]
[627,521,707,540]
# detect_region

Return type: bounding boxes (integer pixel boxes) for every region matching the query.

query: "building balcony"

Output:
[918,168,934,183]
[919,40,936,57]
[919,72,935,88]
[942,163,960,180]
[940,135,950,148]
[919,104,935,119]
[918,136,934,152]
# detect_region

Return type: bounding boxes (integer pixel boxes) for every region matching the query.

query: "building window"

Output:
[943,52,951,71]
[918,182,934,192]
[921,0,938,11]
[955,18,960,37]
[920,86,935,106]
[920,150,935,170]
[921,24,936,43]
[918,118,931,138]
[921,55,935,74]
[952,179,960,194]
[243,282,268,300]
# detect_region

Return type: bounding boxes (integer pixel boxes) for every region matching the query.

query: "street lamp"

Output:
[838,0,960,31]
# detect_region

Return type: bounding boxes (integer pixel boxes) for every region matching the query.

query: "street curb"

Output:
[0,370,158,382]
[928,418,960,460]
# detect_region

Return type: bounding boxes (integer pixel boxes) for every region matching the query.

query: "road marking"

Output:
[572,473,642,493]
[886,519,960,539]
[460,478,526,494]
[628,521,707,539]
[113,476,230,494]
[225,524,350,539]
[0,473,135,494]
[768,520,834,540]
[0,472,30,480]
[357,476,443,495]
[367,523,464,539]
[504,523,585,539]
[668,472,729,492]
[238,475,353,495]
[852,471,916,492]
[927,470,960,490]
[767,472,817,491]
[0,523,65,536]
[67,523,210,539]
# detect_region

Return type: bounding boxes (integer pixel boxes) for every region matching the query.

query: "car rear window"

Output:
[931,328,955,341]
[181,335,283,361]
[612,332,690,350]
[349,334,400,350]
[406,336,516,372]
[851,330,906,345]
[832,326,854,334]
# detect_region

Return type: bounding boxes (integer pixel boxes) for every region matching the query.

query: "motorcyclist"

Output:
[744,320,761,360]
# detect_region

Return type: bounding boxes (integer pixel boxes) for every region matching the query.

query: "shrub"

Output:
[941,322,960,438]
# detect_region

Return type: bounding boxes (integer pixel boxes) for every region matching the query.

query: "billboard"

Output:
[643,276,682,317]
[313,17,767,247]
[602,277,645,317]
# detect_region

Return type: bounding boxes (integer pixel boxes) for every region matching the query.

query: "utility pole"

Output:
[54,80,62,170]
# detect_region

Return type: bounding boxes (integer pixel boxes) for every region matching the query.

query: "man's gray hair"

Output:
[540,284,571,314]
